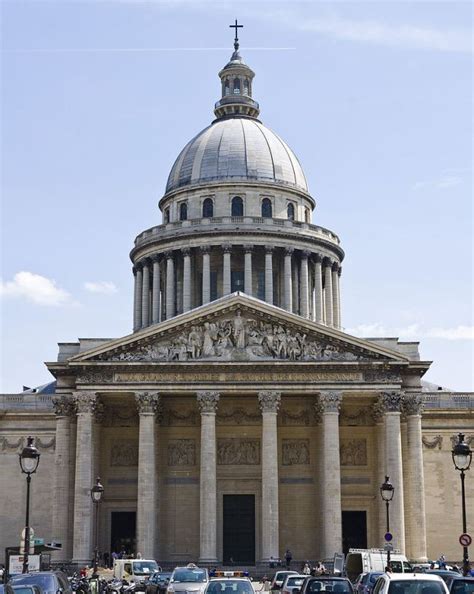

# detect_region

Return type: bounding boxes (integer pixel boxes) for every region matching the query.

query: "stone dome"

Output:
[165,117,308,194]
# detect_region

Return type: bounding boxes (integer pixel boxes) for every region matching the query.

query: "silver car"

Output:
[167,564,209,594]
[281,575,307,594]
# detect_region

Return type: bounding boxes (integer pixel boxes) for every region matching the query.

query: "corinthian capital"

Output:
[73,392,103,420]
[402,393,424,416]
[135,391,161,415]
[258,390,281,413]
[52,395,75,417]
[318,391,342,413]
[197,391,220,414]
[378,391,403,413]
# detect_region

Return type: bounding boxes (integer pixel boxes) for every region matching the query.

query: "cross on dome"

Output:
[229,19,243,51]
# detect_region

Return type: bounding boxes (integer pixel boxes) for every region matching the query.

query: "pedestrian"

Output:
[269,556,275,570]
[103,552,110,568]
[285,549,292,570]
[302,562,311,576]
[385,566,392,574]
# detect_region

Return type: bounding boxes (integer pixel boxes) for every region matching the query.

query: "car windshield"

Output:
[133,561,159,575]
[287,579,305,587]
[207,580,253,594]
[278,574,297,582]
[307,580,352,593]
[172,569,207,583]
[370,576,383,584]
[12,588,36,594]
[451,581,474,594]
[388,580,446,594]
[11,576,55,589]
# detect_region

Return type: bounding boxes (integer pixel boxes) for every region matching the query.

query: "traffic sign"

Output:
[385,532,393,542]
[460,533,472,547]
[384,543,394,552]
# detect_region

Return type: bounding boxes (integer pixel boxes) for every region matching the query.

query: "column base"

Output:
[198,557,218,565]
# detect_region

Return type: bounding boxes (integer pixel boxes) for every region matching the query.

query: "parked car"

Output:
[346,551,412,583]
[10,586,43,594]
[355,573,384,594]
[9,572,72,594]
[445,577,474,594]
[371,572,448,594]
[147,573,173,594]
[299,576,354,594]
[271,572,299,592]
[205,577,255,594]
[281,576,306,594]
[426,573,462,585]
[167,564,208,594]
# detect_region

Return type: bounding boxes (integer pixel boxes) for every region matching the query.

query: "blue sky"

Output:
[1,0,472,392]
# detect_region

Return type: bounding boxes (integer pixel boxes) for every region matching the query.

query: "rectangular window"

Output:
[210,271,218,301]
[231,270,244,293]
[257,271,265,300]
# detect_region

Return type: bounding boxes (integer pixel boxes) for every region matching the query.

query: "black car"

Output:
[445,577,474,594]
[9,572,72,594]
[146,572,173,594]
[300,577,354,594]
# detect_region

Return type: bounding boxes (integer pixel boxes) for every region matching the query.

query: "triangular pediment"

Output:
[69,293,408,364]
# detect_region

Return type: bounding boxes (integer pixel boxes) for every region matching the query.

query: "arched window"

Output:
[261,198,272,218]
[231,196,244,217]
[202,198,214,218]
[243,78,249,95]
[179,202,187,221]
[225,79,230,96]
[305,208,310,223]
[164,208,170,224]
[233,77,241,95]
[287,203,295,221]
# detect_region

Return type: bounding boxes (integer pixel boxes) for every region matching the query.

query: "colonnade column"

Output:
[314,255,323,323]
[378,391,406,553]
[318,391,343,558]
[202,246,211,304]
[136,391,160,559]
[134,265,143,331]
[72,392,102,564]
[141,259,150,328]
[332,262,340,329]
[244,247,253,296]
[284,248,293,312]
[197,391,220,563]
[222,244,232,296]
[52,396,75,561]
[151,256,161,324]
[182,248,192,313]
[403,393,427,561]
[258,390,281,562]
[337,268,342,328]
[165,252,175,319]
[265,246,274,304]
[323,258,333,326]
[300,251,310,318]
[372,401,387,546]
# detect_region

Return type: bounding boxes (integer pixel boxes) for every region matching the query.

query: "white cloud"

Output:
[426,325,474,340]
[0,271,74,306]
[84,281,118,295]
[346,322,474,341]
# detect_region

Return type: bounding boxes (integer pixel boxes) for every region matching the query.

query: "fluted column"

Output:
[136,391,160,559]
[152,256,161,324]
[323,258,333,326]
[265,246,273,304]
[403,394,427,561]
[284,247,293,312]
[373,401,387,545]
[300,251,310,318]
[222,244,232,296]
[318,391,343,558]
[258,390,281,562]
[141,259,150,328]
[182,248,192,313]
[201,246,211,304]
[314,255,323,323]
[165,251,175,319]
[134,265,143,331]
[337,268,342,328]
[332,262,340,329]
[72,392,102,564]
[378,391,406,553]
[197,391,220,563]
[52,396,75,561]
[244,247,253,296]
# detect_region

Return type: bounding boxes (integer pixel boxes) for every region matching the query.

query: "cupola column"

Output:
[133,265,143,331]
[300,251,310,318]
[314,255,323,323]
[201,246,211,304]
[222,244,232,295]
[284,248,293,312]
[244,247,253,296]
[182,248,192,313]
[165,252,175,319]
[141,259,151,328]
[332,262,340,329]
[265,246,274,304]
[323,258,333,326]
[151,256,161,324]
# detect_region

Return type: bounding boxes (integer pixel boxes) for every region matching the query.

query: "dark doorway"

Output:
[231,271,244,293]
[342,511,367,554]
[223,495,255,565]
[111,511,136,556]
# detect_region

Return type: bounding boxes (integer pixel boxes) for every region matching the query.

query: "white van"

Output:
[113,559,161,583]
[345,549,412,582]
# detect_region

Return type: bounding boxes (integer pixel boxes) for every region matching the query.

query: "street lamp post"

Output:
[19,436,41,574]
[380,476,395,571]
[452,433,472,576]
[90,477,104,579]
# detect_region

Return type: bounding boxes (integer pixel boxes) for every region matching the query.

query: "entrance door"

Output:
[111,511,136,556]
[342,511,367,554]
[223,495,255,565]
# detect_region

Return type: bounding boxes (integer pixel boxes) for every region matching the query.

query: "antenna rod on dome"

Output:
[229,19,243,51]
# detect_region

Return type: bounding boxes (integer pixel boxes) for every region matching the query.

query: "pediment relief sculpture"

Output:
[93,311,384,363]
